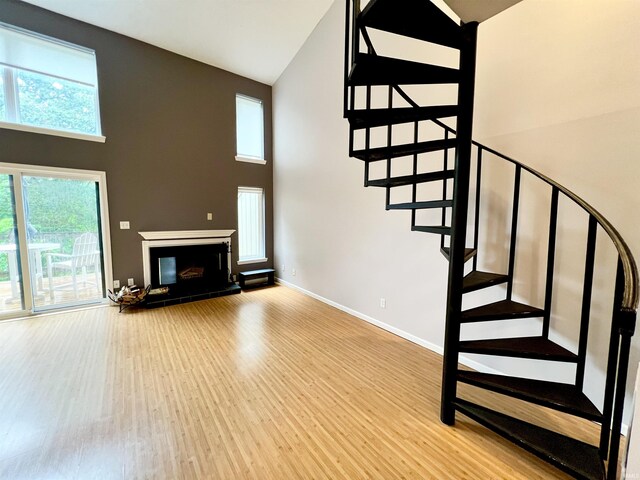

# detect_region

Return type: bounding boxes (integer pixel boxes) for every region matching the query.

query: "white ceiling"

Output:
[444,0,524,23]
[20,0,525,85]
[21,0,335,86]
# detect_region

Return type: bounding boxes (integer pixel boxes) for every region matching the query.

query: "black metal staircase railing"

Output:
[465,141,639,475]
[343,1,638,479]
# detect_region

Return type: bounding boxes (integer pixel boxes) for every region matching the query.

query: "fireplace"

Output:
[139,230,241,307]
[150,242,228,294]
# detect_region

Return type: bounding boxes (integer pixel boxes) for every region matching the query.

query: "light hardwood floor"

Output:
[0,285,605,479]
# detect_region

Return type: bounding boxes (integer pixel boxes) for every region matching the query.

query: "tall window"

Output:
[237,187,266,264]
[0,69,5,119]
[0,22,102,140]
[235,94,265,164]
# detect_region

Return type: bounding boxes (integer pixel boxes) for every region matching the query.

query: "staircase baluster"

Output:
[506,165,521,300]
[348,116,355,157]
[441,130,449,250]
[472,147,482,271]
[607,328,633,480]
[576,215,597,389]
[345,0,356,155]
[348,0,358,116]
[411,119,418,227]
[599,258,624,458]
[542,187,559,337]
[363,84,371,186]
[343,0,351,119]
[351,0,360,63]
[386,85,393,207]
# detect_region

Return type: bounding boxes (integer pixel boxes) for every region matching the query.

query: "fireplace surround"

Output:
[139,230,241,307]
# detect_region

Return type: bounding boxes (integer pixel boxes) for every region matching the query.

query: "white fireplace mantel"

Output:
[140,230,235,286]
[139,230,235,241]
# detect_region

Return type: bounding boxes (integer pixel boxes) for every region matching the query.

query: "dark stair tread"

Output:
[367,170,454,188]
[360,0,462,49]
[441,247,476,263]
[459,336,579,362]
[457,371,602,421]
[353,138,456,162]
[412,225,451,235]
[462,271,509,293]
[387,200,452,210]
[349,53,460,86]
[461,299,543,323]
[454,399,605,480]
[347,105,458,129]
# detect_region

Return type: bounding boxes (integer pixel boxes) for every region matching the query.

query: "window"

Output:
[235,94,265,164]
[237,187,266,264]
[0,162,112,319]
[0,22,103,141]
[0,69,5,119]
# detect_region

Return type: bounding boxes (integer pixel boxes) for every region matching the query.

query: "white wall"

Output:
[273,0,640,425]
[472,0,640,424]
[273,0,452,353]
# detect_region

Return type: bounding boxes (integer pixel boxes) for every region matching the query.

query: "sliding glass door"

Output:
[0,164,111,318]
[0,174,25,315]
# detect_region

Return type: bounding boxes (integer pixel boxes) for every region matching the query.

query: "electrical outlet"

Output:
[127,278,134,286]
[380,298,386,309]
[281,264,285,272]
[207,213,213,221]
[119,221,130,230]
[113,280,120,289]
[292,268,296,276]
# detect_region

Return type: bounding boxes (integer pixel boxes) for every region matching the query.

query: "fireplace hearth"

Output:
[139,230,241,308]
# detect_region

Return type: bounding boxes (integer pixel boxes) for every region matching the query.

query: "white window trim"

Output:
[235,93,265,164]
[0,120,106,143]
[237,257,268,266]
[0,161,114,318]
[235,155,266,165]
[237,186,266,264]
[0,22,104,141]
[3,67,17,122]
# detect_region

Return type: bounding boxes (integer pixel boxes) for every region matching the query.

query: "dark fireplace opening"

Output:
[149,242,230,298]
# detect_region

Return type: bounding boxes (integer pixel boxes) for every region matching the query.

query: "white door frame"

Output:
[0,162,113,319]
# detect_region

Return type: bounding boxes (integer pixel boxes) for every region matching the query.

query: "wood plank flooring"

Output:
[0,285,603,479]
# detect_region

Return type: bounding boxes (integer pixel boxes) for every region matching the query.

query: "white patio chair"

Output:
[47,233,101,301]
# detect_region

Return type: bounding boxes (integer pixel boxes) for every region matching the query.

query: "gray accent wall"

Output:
[0,0,273,286]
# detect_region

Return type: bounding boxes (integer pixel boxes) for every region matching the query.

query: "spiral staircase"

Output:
[343,1,638,478]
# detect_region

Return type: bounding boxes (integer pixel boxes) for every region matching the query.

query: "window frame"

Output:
[0,161,114,320]
[235,94,265,165]
[237,186,267,265]
[0,23,105,143]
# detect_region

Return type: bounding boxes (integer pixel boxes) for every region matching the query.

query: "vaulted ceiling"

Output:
[20,0,524,85]
[20,0,334,85]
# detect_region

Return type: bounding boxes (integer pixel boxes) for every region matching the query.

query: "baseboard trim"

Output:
[275,277,629,436]
[275,278,501,375]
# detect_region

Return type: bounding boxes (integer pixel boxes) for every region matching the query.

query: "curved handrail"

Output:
[472,143,639,313]
[425,112,639,313]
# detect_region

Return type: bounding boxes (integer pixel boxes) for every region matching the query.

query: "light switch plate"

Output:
[119,221,130,230]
